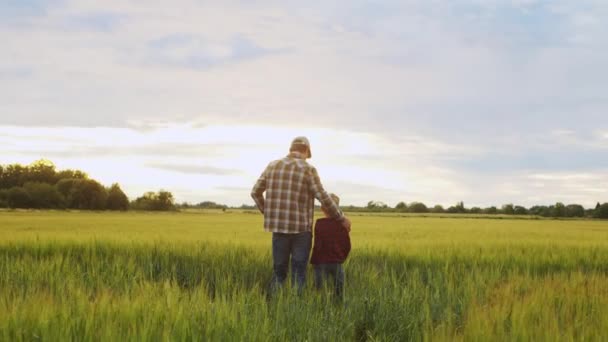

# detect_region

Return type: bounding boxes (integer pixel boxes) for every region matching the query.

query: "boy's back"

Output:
[310,217,351,265]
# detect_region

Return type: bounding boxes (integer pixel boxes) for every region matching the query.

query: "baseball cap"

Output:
[290,136,312,158]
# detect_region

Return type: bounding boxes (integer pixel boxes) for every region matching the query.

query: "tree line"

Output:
[3,160,608,218]
[348,200,608,219]
[0,160,175,211]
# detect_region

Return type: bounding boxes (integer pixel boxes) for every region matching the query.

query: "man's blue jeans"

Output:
[271,231,312,293]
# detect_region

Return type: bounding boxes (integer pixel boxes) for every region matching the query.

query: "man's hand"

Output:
[340,216,351,232]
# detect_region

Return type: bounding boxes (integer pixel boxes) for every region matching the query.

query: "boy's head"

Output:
[322,193,340,217]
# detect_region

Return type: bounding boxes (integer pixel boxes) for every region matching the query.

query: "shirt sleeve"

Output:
[307,166,344,221]
[251,165,268,213]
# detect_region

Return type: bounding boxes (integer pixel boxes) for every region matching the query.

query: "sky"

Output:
[1,0,608,208]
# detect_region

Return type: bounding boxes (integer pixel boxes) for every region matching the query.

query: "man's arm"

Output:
[251,166,268,214]
[307,166,351,231]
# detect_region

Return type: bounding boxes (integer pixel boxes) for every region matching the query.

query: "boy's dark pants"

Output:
[313,263,344,299]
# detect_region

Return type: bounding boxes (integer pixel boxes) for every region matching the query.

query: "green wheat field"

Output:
[2,210,608,341]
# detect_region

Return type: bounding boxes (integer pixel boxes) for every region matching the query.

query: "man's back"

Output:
[261,154,315,233]
[251,151,343,234]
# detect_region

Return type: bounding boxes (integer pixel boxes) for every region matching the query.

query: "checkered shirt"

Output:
[251,152,344,233]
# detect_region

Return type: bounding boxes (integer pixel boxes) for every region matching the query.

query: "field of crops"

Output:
[2,210,608,341]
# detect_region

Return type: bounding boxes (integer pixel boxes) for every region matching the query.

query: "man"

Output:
[251,136,351,293]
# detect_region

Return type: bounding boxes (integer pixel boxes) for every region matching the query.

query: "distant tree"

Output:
[23,182,65,209]
[196,201,228,210]
[529,205,550,217]
[395,201,408,212]
[55,169,87,182]
[55,178,79,206]
[7,187,31,208]
[68,179,108,210]
[565,204,585,218]
[106,183,129,211]
[0,188,8,208]
[132,190,175,211]
[366,200,388,212]
[483,206,498,215]
[469,207,482,214]
[596,202,601,211]
[430,205,445,213]
[552,202,566,217]
[446,206,459,214]
[26,159,57,185]
[502,203,515,215]
[157,190,174,210]
[595,203,608,219]
[513,205,528,215]
[408,202,428,213]
[1,164,26,189]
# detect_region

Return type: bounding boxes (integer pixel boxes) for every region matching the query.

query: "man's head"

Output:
[289,136,312,158]
[322,193,340,218]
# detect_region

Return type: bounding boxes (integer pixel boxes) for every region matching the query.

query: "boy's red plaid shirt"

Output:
[310,218,351,264]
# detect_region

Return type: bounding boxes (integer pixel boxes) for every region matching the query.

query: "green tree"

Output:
[196,201,228,210]
[68,179,108,210]
[447,201,466,214]
[1,164,26,189]
[0,188,8,208]
[55,178,80,206]
[23,182,65,209]
[55,169,87,182]
[552,202,566,217]
[132,190,175,211]
[469,207,482,214]
[565,204,585,218]
[483,206,498,214]
[514,205,528,215]
[408,202,428,213]
[7,187,31,208]
[595,203,608,219]
[366,201,387,212]
[156,190,175,211]
[106,183,129,211]
[395,201,408,212]
[26,159,57,184]
[502,203,515,215]
[430,205,445,213]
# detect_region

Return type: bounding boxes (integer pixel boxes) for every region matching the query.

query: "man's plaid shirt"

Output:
[251,152,344,234]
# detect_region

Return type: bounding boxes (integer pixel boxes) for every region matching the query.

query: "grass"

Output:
[1,210,608,340]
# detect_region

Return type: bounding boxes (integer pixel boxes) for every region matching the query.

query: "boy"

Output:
[310,193,351,300]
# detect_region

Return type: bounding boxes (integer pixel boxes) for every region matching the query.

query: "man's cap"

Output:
[290,136,312,158]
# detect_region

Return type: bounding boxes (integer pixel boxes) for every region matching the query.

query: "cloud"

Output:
[0,66,33,79]
[0,0,62,26]
[145,162,242,176]
[144,33,290,69]
[2,0,608,207]
[61,11,125,32]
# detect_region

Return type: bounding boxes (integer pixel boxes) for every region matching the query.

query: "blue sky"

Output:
[1,0,607,207]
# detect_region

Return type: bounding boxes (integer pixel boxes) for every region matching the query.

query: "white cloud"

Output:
[2,0,608,207]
